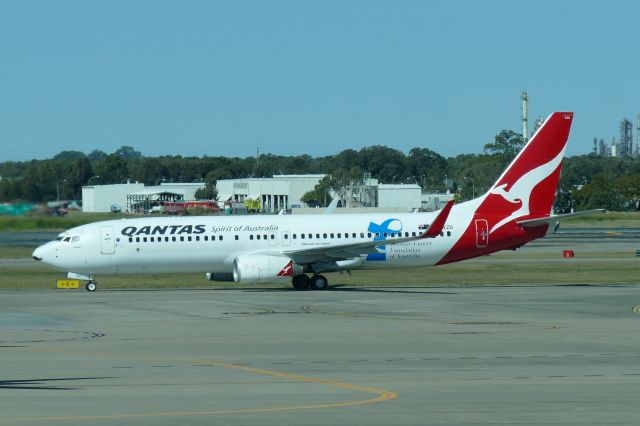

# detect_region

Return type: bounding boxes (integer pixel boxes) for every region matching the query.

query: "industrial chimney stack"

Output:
[520,91,529,142]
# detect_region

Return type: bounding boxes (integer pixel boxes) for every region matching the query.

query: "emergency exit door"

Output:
[475,219,488,248]
[100,226,115,254]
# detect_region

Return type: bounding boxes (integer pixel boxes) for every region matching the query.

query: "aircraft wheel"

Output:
[291,274,310,290]
[310,274,328,291]
[86,281,97,292]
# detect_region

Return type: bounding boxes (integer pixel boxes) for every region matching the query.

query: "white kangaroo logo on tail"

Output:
[489,147,565,234]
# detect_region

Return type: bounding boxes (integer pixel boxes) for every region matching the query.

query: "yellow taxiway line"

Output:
[1,358,397,423]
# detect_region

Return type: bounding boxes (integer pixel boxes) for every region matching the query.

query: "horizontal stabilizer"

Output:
[517,209,605,228]
[421,200,455,238]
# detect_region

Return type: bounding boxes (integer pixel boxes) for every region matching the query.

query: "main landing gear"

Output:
[291,274,328,291]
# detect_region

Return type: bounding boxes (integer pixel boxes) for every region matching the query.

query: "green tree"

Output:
[573,173,624,211]
[53,150,85,160]
[302,176,333,207]
[96,155,130,184]
[614,174,640,210]
[484,130,525,169]
[114,146,143,159]
[194,185,218,200]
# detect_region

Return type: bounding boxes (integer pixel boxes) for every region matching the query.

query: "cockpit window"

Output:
[56,236,64,241]
[63,236,72,243]
[71,236,80,243]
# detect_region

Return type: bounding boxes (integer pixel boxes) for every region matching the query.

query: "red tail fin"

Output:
[437,112,574,266]
[481,112,573,232]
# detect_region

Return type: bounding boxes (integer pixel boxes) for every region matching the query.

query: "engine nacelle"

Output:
[205,272,234,282]
[233,254,302,283]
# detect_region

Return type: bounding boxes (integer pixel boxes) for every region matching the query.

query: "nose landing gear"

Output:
[85,281,97,292]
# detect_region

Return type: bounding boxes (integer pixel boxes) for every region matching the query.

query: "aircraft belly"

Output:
[114,249,227,274]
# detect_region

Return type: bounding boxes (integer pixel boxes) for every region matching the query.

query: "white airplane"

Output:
[33,112,592,291]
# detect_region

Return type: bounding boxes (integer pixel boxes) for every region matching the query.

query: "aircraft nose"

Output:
[32,246,44,261]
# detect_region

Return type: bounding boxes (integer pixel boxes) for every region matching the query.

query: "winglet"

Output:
[421,200,454,238]
[323,197,340,215]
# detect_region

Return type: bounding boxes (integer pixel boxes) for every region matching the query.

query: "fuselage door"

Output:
[475,219,488,248]
[100,226,116,254]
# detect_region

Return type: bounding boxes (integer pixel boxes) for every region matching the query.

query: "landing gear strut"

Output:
[291,274,328,291]
[85,281,97,292]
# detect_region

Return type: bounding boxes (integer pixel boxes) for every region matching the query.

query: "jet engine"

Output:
[205,272,234,282]
[233,254,302,283]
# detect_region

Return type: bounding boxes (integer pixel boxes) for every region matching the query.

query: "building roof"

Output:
[377,184,421,190]
[129,188,185,196]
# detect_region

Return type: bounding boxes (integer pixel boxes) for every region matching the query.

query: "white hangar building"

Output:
[82,182,206,213]
[216,175,327,212]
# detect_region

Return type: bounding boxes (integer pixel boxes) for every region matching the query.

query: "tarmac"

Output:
[1,285,640,425]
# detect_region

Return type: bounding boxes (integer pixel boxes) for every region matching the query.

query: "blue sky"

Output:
[0,1,638,161]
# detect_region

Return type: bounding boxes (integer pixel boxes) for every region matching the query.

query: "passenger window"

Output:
[204,236,208,241]
[269,234,273,240]
[405,232,409,237]
[330,233,334,238]
[343,233,347,239]
[293,234,297,239]
[143,237,148,242]
[337,233,341,238]
[309,233,312,239]
[301,234,305,239]
[284,234,289,239]
[250,235,254,240]
[367,233,372,238]
[164,237,169,242]
[412,232,416,237]
[235,235,239,240]
[136,237,140,243]
[447,231,451,237]
[150,237,155,242]
[316,233,320,239]
[188,236,192,242]
[323,233,327,239]
[360,232,364,238]
[129,237,133,243]
[439,232,444,237]
[219,235,223,241]
[257,235,261,240]
[180,236,185,242]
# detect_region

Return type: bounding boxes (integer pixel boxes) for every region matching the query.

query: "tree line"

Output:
[0,130,638,212]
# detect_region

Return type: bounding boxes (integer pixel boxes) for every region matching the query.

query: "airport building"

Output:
[216,175,327,212]
[82,175,455,214]
[377,184,422,209]
[82,182,205,213]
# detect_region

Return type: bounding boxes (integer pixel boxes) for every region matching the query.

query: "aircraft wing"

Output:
[282,200,454,264]
[517,209,605,228]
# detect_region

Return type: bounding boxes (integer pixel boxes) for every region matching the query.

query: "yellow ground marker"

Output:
[632,305,640,315]
[56,279,79,289]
